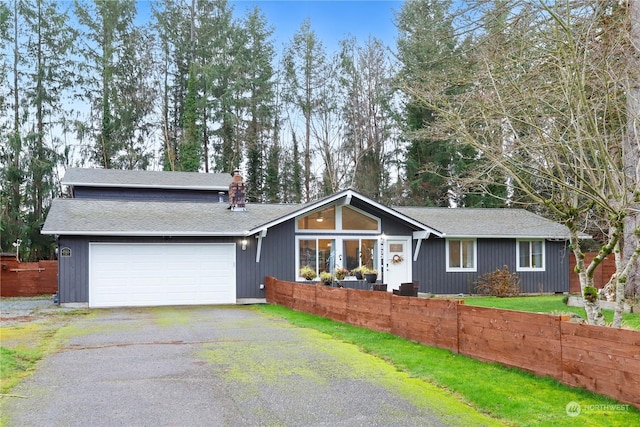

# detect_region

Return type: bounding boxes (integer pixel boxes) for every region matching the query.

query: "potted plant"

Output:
[319,271,333,285]
[299,265,317,281]
[351,265,366,280]
[364,267,378,284]
[334,266,349,281]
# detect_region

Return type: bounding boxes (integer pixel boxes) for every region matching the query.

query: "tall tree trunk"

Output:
[618,0,640,325]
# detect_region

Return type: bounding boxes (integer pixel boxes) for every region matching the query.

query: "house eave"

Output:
[63,182,228,191]
[441,234,574,240]
[41,230,245,237]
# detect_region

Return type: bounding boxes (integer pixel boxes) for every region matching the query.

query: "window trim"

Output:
[295,205,380,234]
[445,238,477,272]
[516,239,546,272]
[295,236,379,280]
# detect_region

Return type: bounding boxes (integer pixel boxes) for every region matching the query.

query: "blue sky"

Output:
[229,1,403,52]
[134,1,403,53]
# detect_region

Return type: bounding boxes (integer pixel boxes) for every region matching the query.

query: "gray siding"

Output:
[237,221,296,298]
[413,238,569,294]
[58,236,89,303]
[73,186,228,203]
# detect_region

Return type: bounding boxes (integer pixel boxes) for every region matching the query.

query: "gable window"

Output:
[342,206,378,230]
[296,205,379,233]
[297,206,336,230]
[517,240,545,271]
[446,239,476,272]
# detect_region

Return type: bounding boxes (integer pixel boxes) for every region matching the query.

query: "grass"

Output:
[0,347,41,394]
[0,309,91,395]
[458,295,640,330]
[255,304,640,427]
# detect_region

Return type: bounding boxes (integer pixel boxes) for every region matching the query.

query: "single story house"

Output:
[42,168,572,307]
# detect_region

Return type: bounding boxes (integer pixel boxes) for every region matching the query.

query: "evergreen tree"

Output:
[74,0,139,169]
[283,19,326,201]
[152,0,192,171]
[178,67,201,171]
[242,7,275,202]
[395,0,498,207]
[0,1,18,253]
[20,0,77,259]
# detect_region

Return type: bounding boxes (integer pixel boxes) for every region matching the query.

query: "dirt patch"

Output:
[0,296,79,327]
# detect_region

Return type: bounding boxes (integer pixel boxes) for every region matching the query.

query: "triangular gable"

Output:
[246,189,443,237]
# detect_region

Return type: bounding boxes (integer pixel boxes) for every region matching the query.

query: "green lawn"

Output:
[256,304,640,427]
[458,295,640,330]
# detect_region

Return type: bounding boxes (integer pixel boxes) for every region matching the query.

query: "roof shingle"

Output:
[62,168,232,190]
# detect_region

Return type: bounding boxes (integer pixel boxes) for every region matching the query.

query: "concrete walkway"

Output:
[1,306,498,426]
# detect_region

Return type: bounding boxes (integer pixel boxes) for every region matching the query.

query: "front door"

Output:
[384,238,411,291]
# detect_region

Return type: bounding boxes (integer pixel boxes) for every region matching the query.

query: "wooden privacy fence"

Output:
[265,277,640,409]
[0,259,58,297]
[569,253,616,293]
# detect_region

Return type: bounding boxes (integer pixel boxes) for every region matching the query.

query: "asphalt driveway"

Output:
[1,305,496,426]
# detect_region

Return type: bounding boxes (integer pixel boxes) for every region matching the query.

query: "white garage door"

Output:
[89,243,236,308]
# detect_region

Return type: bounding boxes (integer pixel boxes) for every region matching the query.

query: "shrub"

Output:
[474,265,521,297]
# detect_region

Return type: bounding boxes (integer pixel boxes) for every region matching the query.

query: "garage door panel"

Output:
[89,243,236,308]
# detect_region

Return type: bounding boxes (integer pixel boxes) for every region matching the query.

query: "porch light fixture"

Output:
[316,212,324,222]
[241,239,248,250]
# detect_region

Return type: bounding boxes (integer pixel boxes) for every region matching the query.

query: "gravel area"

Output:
[0,296,77,325]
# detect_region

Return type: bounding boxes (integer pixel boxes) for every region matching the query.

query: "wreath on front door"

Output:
[392,254,404,264]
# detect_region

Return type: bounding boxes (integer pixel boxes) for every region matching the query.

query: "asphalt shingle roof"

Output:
[42,198,302,236]
[45,169,573,239]
[394,207,571,239]
[62,168,232,190]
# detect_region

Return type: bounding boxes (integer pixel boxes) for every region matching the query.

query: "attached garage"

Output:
[88,243,236,308]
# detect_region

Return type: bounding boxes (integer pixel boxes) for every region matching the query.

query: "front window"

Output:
[517,240,545,271]
[342,239,378,272]
[298,238,335,278]
[446,239,476,271]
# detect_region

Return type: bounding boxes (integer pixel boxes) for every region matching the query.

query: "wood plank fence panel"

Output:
[272,278,294,308]
[1,260,58,297]
[265,276,276,303]
[561,322,640,407]
[346,289,392,332]
[458,305,563,380]
[569,253,615,293]
[315,286,348,323]
[391,297,460,352]
[292,283,317,315]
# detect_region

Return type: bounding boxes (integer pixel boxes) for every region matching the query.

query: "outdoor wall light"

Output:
[241,239,248,250]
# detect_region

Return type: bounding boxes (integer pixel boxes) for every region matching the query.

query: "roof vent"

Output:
[228,169,246,211]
